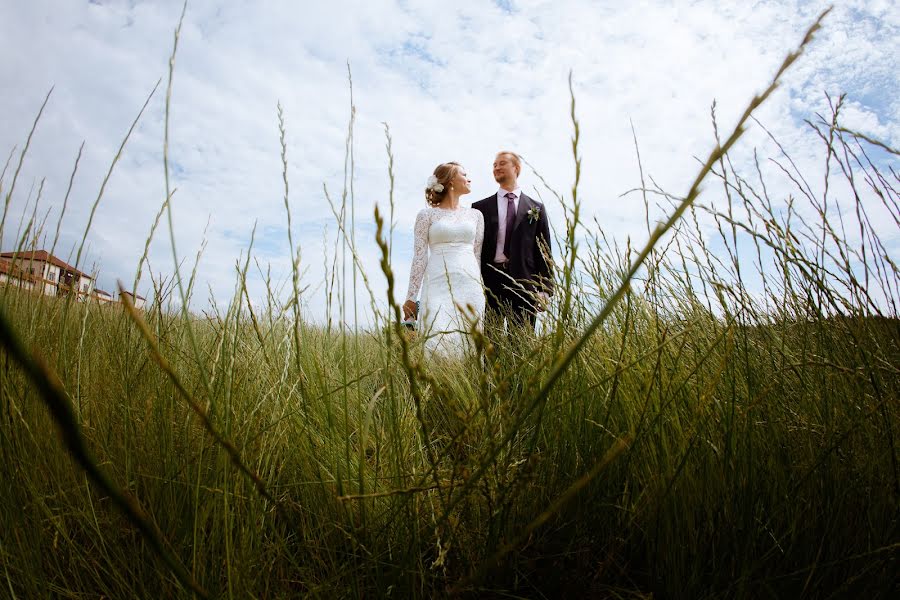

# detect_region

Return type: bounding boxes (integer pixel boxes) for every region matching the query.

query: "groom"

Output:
[473,151,553,331]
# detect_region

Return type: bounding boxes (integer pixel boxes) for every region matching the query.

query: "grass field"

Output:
[1,8,897,599]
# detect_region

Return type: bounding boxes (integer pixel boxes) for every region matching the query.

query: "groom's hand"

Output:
[536,292,549,312]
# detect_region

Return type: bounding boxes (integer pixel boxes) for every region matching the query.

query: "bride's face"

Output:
[451,167,471,196]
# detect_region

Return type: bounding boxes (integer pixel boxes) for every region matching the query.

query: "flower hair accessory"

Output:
[527,205,541,224]
[426,175,444,193]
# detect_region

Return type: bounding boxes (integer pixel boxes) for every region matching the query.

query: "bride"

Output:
[403,162,485,357]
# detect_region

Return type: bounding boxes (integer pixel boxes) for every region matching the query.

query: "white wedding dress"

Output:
[405,206,486,357]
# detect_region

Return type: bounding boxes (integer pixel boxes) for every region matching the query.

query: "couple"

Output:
[402,151,553,357]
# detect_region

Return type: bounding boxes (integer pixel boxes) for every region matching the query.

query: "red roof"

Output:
[0,250,88,278]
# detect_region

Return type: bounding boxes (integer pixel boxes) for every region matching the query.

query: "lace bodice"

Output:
[405,206,484,302]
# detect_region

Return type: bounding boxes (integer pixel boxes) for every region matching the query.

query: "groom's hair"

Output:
[495,151,521,176]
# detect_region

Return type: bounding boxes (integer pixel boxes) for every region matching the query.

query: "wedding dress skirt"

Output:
[405,207,485,358]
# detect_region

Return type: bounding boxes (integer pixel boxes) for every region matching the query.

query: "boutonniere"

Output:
[527,206,541,224]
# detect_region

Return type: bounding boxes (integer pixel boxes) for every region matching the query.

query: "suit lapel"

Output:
[484,195,499,229]
[481,195,499,254]
[513,193,532,232]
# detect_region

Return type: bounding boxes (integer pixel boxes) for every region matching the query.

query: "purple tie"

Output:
[503,192,516,259]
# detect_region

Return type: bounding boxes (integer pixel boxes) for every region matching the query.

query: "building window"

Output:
[48,272,56,282]
[82,283,88,292]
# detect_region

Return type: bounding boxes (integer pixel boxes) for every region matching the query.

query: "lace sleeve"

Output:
[405,208,431,302]
[473,209,484,259]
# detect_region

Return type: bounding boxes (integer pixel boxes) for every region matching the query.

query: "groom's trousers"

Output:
[483,262,537,332]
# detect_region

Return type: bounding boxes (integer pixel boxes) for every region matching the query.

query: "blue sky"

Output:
[0,0,897,323]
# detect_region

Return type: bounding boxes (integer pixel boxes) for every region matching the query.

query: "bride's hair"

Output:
[425,162,461,206]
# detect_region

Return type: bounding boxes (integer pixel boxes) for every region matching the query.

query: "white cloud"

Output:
[0,0,896,324]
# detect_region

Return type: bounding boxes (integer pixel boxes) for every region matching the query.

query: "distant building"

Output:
[0,258,38,291]
[120,290,146,310]
[93,288,115,304]
[0,250,94,299]
[0,249,149,308]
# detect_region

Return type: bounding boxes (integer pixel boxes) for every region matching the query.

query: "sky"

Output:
[1,0,897,324]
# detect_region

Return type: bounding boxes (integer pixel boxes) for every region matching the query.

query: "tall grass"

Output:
[1,7,897,599]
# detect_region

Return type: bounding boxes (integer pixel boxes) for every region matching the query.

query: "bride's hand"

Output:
[402,300,417,320]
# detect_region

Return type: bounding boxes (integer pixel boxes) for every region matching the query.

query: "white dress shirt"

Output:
[494,187,521,263]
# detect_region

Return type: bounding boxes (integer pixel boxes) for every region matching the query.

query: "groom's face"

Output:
[493,154,519,187]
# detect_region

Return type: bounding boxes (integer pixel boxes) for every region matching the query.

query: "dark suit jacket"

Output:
[472,192,553,295]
